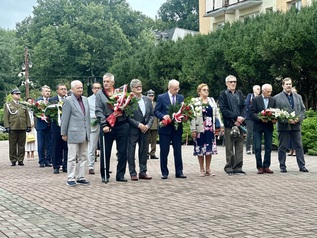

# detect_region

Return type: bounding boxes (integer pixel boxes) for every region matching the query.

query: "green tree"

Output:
[157,0,199,31]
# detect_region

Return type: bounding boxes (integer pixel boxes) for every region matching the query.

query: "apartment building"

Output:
[199,0,314,34]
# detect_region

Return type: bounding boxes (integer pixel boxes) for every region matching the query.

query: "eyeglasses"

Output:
[14,93,21,95]
[93,87,101,89]
[133,85,142,88]
[228,81,237,84]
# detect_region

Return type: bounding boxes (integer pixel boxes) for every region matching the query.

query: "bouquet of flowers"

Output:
[258,108,278,123]
[159,97,195,130]
[275,109,299,124]
[190,97,203,117]
[106,84,138,127]
[22,99,49,122]
[44,102,63,125]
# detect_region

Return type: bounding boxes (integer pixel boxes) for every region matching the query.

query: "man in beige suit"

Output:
[61,80,91,186]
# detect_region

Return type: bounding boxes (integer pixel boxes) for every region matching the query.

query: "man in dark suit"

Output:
[273,77,308,173]
[36,85,52,167]
[49,84,68,174]
[61,80,91,187]
[95,73,129,183]
[250,84,276,174]
[127,79,154,181]
[154,79,186,179]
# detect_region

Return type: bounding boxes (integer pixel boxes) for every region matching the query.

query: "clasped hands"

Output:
[139,123,149,133]
[289,118,300,124]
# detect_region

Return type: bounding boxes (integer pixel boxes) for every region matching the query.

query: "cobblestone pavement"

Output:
[0,140,317,238]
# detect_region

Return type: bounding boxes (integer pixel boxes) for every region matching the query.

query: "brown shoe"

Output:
[89,169,95,174]
[139,174,152,180]
[257,168,264,174]
[263,168,274,174]
[131,175,138,181]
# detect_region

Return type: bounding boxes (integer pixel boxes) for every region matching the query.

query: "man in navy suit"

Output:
[250,84,276,174]
[154,79,186,179]
[127,79,154,181]
[36,85,52,167]
[49,84,68,174]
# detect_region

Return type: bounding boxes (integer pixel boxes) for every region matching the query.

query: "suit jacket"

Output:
[49,95,62,133]
[87,94,99,132]
[150,101,159,130]
[273,91,306,131]
[35,96,50,130]
[128,96,154,135]
[60,94,91,143]
[245,93,255,120]
[250,95,276,131]
[4,101,31,130]
[154,92,184,135]
[95,89,127,128]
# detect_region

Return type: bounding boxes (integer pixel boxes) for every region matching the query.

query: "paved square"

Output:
[0,140,316,237]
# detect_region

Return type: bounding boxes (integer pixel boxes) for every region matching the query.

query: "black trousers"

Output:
[100,122,129,180]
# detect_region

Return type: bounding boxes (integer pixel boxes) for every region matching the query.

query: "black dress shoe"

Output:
[54,168,59,174]
[151,155,159,159]
[39,164,45,168]
[102,178,109,183]
[280,168,287,173]
[299,167,309,172]
[45,164,52,167]
[62,168,67,173]
[116,178,127,182]
[18,162,24,166]
[176,174,187,178]
[161,175,168,179]
[11,162,16,166]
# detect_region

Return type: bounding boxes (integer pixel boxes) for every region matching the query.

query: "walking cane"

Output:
[102,132,108,184]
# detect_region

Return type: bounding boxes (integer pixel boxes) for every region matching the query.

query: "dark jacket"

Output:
[218,89,246,128]
[250,95,276,131]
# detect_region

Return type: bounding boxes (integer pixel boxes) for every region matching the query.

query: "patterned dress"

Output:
[193,103,217,156]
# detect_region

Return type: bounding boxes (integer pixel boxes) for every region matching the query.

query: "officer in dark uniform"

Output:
[4,89,31,166]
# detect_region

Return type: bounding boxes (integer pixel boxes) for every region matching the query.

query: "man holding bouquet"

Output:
[95,73,130,182]
[154,79,186,179]
[250,84,276,174]
[274,77,308,173]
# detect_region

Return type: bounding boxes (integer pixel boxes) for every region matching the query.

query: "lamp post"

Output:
[18,47,33,98]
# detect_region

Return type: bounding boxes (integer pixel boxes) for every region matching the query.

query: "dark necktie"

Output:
[77,97,85,115]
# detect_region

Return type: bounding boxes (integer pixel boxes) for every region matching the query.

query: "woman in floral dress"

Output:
[190,84,223,176]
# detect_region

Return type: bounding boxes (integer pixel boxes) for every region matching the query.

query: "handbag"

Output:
[26,134,35,143]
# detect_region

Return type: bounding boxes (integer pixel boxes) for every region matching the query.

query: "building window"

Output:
[288,0,302,10]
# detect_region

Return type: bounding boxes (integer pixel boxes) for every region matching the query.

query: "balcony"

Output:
[205,0,262,17]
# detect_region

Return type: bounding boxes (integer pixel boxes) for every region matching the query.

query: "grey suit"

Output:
[127,96,154,176]
[273,91,306,170]
[61,94,91,182]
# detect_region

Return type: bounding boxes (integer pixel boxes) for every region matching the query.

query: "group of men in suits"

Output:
[250,78,308,174]
[94,74,187,183]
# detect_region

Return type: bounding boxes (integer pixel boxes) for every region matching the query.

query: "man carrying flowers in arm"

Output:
[273,77,308,173]
[154,79,187,179]
[95,73,135,183]
[250,84,276,174]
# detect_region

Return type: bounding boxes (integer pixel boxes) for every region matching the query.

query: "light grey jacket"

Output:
[190,97,223,133]
[60,94,91,143]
